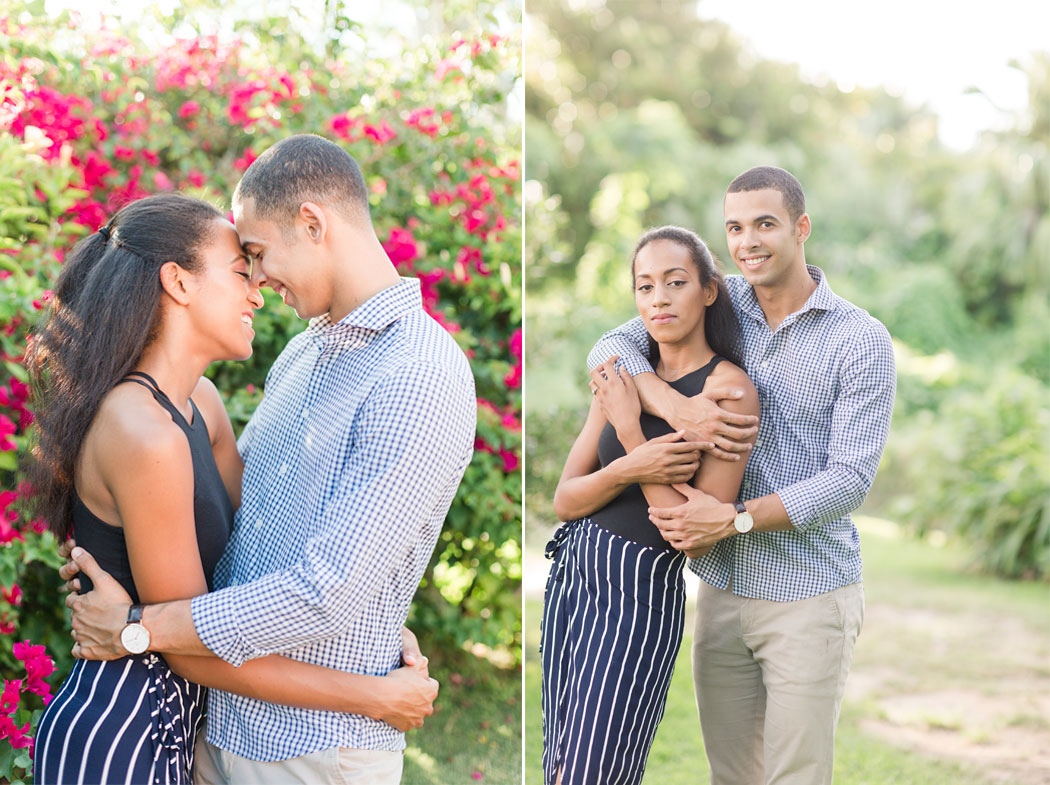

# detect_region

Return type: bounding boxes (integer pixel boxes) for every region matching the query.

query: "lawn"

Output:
[523,516,1050,784]
[404,651,522,785]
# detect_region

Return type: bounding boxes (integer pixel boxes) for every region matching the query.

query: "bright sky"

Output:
[699,0,1049,150]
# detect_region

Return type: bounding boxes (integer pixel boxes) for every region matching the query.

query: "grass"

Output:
[523,515,1050,784]
[403,651,522,785]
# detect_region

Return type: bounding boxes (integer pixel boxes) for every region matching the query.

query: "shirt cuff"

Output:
[191,587,269,667]
[775,485,816,533]
[619,353,656,377]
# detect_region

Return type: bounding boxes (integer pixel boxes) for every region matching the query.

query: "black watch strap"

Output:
[734,501,747,515]
[126,604,145,624]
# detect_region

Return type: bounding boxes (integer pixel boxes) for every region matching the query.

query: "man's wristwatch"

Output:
[732,501,754,534]
[120,604,151,655]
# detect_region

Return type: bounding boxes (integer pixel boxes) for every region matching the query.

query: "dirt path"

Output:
[849,603,1050,784]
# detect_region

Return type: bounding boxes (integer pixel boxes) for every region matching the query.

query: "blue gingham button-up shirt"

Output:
[587,266,896,602]
[190,278,476,760]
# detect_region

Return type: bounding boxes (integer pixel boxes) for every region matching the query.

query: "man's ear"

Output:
[298,201,327,244]
[796,213,811,244]
[159,261,191,305]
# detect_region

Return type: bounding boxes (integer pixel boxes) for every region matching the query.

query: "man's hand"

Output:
[614,431,704,485]
[64,547,134,660]
[400,626,429,677]
[649,484,736,552]
[58,538,81,593]
[668,387,758,461]
[379,666,439,732]
[589,358,641,434]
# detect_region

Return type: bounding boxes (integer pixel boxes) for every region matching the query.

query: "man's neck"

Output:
[327,233,402,323]
[753,263,817,331]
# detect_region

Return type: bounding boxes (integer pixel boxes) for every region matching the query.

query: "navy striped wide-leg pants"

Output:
[541,518,686,785]
[33,654,205,785]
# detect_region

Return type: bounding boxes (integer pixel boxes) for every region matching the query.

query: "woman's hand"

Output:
[376,666,439,732]
[590,358,641,435]
[613,431,703,485]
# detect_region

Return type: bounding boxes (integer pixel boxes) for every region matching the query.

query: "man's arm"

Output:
[190,361,475,666]
[67,361,475,662]
[650,322,896,543]
[587,318,757,456]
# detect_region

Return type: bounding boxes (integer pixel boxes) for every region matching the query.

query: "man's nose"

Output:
[250,261,267,289]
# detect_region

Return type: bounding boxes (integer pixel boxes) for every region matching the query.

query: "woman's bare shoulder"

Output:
[707,359,759,412]
[91,383,188,462]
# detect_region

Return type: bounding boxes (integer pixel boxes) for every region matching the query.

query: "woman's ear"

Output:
[704,280,718,307]
[159,261,192,306]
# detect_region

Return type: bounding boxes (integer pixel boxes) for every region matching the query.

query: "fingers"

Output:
[63,578,81,594]
[617,365,637,392]
[69,547,108,584]
[58,538,76,559]
[705,446,742,461]
[649,430,686,444]
[671,482,699,497]
[714,424,759,442]
[59,559,80,581]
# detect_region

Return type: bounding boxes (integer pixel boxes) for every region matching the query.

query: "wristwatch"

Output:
[120,604,151,655]
[733,501,754,534]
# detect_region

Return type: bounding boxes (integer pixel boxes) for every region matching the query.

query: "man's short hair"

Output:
[727,166,806,223]
[233,134,370,229]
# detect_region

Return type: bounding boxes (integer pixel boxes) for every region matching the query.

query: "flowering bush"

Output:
[0,7,521,776]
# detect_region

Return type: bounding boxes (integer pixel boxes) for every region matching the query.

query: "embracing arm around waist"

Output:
[189,361,476,666]
[98,406,429,724]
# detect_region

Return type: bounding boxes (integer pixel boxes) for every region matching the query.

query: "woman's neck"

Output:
[133,337,208,418]
[654,332,715,382]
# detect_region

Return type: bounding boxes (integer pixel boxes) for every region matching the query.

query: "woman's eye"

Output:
[669,280,687,287]
[236,271,251,279]
[636,284,652,292]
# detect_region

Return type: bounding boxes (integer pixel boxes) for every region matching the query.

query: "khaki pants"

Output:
[692,580,864,785]
[194,728,403,785]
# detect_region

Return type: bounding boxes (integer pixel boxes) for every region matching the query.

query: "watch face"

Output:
[734,512,754,534]
[121,623,150,655]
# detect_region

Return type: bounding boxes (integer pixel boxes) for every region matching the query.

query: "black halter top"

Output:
[72,372,234,602]
[590,356,725,550]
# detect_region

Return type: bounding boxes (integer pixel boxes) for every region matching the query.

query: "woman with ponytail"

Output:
[28,194,436,785]
[540,226,759,785]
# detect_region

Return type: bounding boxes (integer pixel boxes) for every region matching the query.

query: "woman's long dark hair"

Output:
[631,225,743,368]
[24,194,225,538]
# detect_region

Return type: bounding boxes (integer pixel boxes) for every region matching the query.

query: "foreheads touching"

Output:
[231,134,371,238]
[725,166,806,225]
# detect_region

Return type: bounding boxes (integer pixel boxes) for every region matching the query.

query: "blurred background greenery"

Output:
[523,0,1049,782]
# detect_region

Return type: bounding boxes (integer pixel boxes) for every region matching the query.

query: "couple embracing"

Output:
[28,134,477,784]
[541,166,896,785]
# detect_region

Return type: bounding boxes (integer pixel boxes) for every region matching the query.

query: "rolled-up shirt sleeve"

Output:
[586,316,656,377]
[191,362,476,666]
[777,321,896,532]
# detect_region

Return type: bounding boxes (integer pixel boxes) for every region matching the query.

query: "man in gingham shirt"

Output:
[66,135,477,784]
[587,166,895,785]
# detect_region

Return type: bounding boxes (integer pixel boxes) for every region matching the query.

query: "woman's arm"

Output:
[192,376,243,510]
[98,400,434,731]
[666,362,760,556]
[552,397,704,522]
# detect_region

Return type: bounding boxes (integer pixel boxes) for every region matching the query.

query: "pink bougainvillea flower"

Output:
[363,119,396,145]
[382,227,419,270]
[2,584,22,607]
[233,147,257,171]
[178,99,200,119]
[498,448,519,474]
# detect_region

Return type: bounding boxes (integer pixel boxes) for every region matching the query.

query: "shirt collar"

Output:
[739,264,837,324]
[305,277,422,348]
